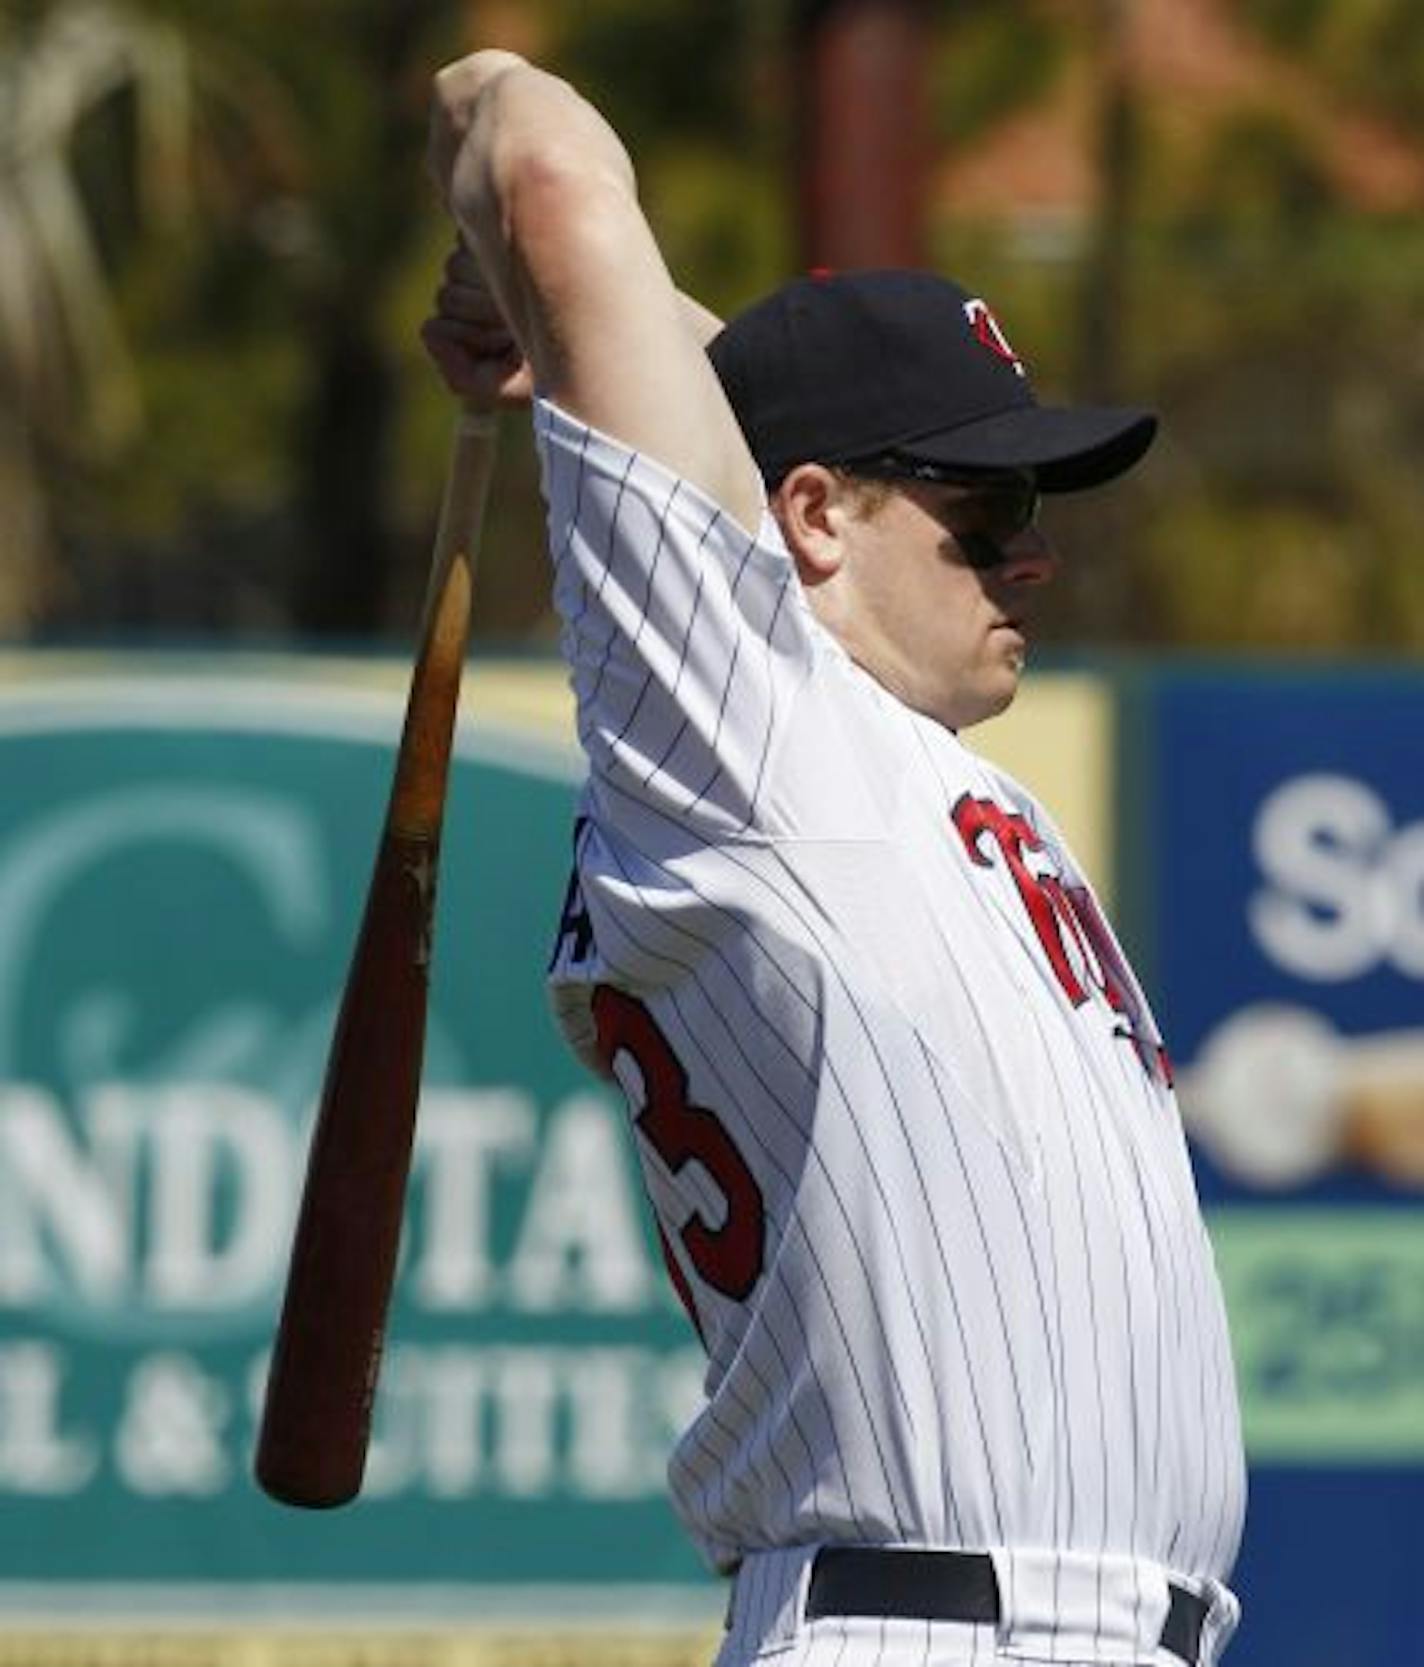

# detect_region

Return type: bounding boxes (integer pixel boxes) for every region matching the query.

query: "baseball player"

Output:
[424,49,1246,1667]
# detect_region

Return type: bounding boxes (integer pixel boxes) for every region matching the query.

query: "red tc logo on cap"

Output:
[964,299,1026,378]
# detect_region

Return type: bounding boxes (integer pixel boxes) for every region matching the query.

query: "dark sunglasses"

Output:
[841,454,1041,570]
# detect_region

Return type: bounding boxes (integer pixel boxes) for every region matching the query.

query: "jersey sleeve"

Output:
[533,398,817,837]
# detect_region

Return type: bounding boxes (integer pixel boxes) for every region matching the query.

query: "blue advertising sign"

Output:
[1149,669,1424,1667]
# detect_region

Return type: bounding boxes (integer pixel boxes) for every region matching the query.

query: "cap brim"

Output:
[904,404,1157,493]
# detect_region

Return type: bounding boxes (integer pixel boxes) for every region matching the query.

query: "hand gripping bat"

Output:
[255,408,498,1508]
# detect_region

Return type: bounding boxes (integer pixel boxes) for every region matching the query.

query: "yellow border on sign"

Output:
[0,652,1112,890]
[0,652,578,739]
[959,673,1115,902]
[0,1629,721,1667]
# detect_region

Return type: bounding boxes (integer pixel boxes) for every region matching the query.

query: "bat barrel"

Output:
[256,830,437,1507]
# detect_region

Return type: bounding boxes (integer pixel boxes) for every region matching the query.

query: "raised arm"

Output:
[427,51,763,530]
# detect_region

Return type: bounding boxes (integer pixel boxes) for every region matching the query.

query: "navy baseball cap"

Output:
[707,268,1156,492]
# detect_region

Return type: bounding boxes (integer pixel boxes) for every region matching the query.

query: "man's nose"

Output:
[998,526,1059,586]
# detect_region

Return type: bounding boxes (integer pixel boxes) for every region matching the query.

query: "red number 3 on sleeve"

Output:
[592,985,766,1304]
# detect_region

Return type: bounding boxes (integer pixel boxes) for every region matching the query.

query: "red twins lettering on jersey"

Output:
[964,298,1027,378]
[952,793,1170,1086]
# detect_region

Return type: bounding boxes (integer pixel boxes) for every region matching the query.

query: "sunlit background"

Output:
[2,3,1422,1666]
[9,0,1424,651]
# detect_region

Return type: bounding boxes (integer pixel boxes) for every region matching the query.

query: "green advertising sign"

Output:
[0,656,716,1620]
[1212,1207,1424,1462]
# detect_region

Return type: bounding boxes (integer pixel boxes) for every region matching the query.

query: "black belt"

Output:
[803,1548,1209,1666]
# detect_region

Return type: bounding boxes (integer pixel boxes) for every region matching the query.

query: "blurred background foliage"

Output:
[2,0,1422,652]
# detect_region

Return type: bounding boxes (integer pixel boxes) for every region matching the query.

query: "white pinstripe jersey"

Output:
[535,398,1246,1658]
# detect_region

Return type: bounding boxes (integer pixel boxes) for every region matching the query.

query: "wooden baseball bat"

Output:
[255,408,498,1508]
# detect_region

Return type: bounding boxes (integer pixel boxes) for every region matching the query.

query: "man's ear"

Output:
[771,464,849,585]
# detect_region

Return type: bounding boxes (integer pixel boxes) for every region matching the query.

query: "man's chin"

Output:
[958,664,1024,729]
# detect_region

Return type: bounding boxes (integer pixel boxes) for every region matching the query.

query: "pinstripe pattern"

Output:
[534,402,1245,1665]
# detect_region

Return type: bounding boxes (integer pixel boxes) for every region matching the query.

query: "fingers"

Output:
[422,272,518,371]
[443,242,483,286]
[421,238,533,408]
[419,318,501,398]
[434,243,505,325]
[419,315,518,366]
[419,318,480,393]
[434,277,500,326]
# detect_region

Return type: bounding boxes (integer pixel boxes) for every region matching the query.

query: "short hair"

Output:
[831,466,895,520]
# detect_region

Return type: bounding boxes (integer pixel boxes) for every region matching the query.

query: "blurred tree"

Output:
[1056,0,1142,640]
[0,0,187,629]
[277,5,448,636]
[544,0,791,316]
[0,0,469,638]
[7,0,790,642]
[5,0,1422,653]
[130,0,462,638]
[1134,5,1424,653]
[928,0,1067,152]
[1244,0,1424,139]
[926,0,1424,653]
[1077,0,1137,405]
[792,0,932,269]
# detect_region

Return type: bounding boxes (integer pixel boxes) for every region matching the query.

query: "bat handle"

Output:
[389,407,499,839]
